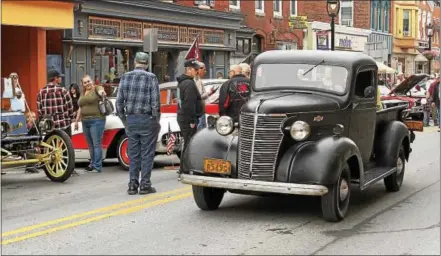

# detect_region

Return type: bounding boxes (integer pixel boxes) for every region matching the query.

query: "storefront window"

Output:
[94,47,129,85]
[235,38,251,55]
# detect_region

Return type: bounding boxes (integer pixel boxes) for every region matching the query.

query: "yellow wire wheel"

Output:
[42,129,75,182]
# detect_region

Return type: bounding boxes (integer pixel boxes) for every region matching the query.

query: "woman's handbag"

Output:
[95,87,114,116]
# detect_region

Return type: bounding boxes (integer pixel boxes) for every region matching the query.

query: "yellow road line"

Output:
[2,186,191,238]
[2,192,192,246]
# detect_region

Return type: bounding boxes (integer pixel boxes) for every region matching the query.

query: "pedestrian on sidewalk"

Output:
[194,61,215,130]
[116,52,161,195]
[74,75,107,173]
[37,69,78,175]
[429,77,440,127]
[69,83,80,116]
[176,59,202,164]
[218,64,251,123]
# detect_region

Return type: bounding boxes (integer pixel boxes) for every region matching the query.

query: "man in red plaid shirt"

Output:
[37,69,75,136]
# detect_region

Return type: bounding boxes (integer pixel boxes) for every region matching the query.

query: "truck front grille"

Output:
[238,112,286,181]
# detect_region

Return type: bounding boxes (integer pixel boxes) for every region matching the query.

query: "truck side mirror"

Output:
[364,86,375,98]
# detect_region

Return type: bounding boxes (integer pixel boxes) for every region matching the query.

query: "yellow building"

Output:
[392,1,419,76]
[1,1,75,111]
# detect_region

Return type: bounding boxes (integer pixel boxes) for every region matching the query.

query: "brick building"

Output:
[301,0,372,53]
[177,0,304,64]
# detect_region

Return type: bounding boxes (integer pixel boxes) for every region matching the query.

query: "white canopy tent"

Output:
[376,61,395,74]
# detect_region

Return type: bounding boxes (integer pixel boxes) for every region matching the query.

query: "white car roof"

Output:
[159,79,227,90]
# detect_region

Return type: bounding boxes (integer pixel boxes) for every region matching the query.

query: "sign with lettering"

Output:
[88,16,224,46]
[157,30,179,42]
[316,30,329,50]
[289,16,308,29]
[93,26,118,37]
[334,33,368,52]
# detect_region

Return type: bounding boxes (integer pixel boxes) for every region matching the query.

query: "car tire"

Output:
[192,185,225,211]
[42,130,75,182]
[384,146,405,192]
[321,162,351,222]
[117,134,129,171]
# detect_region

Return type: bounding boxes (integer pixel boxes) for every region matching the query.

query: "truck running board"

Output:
[360,166,397,190]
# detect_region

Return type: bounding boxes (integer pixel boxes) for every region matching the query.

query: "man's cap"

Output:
[47,69,64,80]
[184,59,201,69]
[135,52,149,64]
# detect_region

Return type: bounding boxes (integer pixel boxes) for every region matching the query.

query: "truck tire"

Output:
[192,185,225,210]
[321,163,351,222]
[384,146,405,192]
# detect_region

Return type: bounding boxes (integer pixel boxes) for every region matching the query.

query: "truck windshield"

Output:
[254,63,349,94]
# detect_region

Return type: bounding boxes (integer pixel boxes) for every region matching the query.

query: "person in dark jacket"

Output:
[69,83,80,114]
[431,80,440,131]
[177,59,202,157]
[218,64,251,122]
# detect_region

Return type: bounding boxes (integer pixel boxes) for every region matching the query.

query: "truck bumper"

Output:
[179,174,329,196]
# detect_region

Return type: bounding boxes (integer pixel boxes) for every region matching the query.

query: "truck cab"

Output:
[179,50,421,222]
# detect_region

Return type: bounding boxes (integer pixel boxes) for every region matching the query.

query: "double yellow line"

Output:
[2,186,192,246]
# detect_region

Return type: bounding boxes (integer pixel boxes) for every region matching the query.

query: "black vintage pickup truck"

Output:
[178,50,423,222]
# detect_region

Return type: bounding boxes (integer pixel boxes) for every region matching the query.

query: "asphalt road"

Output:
[1,128,440,255]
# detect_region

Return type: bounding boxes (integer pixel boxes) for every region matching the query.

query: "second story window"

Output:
[340,0,353,27]
[290,0,297,16]
[195,0,214,7]
[273,0,282,16]
[403,10,410,36]
[229,0,240,9]
[255,0,264,13]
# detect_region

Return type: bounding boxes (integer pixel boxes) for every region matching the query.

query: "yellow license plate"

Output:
[203,158,231,175]
[405,120,424,132]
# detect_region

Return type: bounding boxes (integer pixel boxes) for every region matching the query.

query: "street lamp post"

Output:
[427,23,434,75]
[327,0,340,51]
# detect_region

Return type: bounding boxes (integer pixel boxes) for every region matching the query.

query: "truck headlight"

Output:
[39,119,54,133]
[216,116,234,136]
[290,121,311,141]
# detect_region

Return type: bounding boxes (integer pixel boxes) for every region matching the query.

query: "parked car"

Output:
[381,74,429,120]
[178,50,422,222]
[71,79,226,170]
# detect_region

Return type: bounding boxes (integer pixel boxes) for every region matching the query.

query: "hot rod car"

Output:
[1,111,75,182]
[178,50,422,222]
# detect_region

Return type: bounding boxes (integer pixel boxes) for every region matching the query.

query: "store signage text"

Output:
[88,16,224,46]
[338,37,352,49]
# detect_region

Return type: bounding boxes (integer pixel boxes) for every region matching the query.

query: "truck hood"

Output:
[389,74,428,95]
[241,92,340,114]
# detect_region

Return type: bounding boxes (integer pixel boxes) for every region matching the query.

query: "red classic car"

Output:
[381,74,429,120]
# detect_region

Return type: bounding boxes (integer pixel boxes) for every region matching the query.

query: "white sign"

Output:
[334,33,368,52]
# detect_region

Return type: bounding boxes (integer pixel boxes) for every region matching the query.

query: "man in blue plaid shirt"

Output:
[116,52,161,195]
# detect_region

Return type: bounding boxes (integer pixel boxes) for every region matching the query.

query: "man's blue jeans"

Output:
[197,115,206,130]
[82,118,106,172]
[126,114,160,186]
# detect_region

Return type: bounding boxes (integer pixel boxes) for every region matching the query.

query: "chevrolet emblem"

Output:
[313,115,324,122]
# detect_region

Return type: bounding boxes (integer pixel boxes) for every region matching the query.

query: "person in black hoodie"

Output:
[177,59,203,155]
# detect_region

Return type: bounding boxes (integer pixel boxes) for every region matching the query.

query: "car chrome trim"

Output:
[179,174,328,196]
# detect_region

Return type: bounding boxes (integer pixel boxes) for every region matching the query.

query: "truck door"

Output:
[349,69,377,164]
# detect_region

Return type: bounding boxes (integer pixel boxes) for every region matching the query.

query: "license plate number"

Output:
[203,158,231,175]
[405,120,424,132]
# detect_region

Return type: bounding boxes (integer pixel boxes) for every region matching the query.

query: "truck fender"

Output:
[374,121,410,166]
[181,128,238,176]
[275,136,363,185]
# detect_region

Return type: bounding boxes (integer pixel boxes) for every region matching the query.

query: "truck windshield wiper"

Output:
[302,59,325,76]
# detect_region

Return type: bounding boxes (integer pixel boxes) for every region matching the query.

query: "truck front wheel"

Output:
[192,185,225,210]
[384,146,405,192]
[321,163,351,222]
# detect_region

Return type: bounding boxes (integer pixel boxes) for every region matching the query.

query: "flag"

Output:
[185,34,201,61]
[166,122,176,156]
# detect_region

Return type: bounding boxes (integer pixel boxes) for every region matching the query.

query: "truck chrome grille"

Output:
[238,112,286,181]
